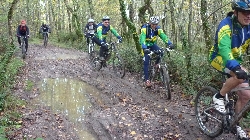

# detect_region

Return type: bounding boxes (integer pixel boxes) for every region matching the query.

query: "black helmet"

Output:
[232,0,250,11]
[102,16,110,21]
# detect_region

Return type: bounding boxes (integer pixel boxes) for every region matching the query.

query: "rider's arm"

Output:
[26,26,30,36]
[16,25,20,36]
[217,24,239,70]
[83,24,89,34]
[158,29,172,45]
[110,25,121,39]
[96,26,103,41]
[140,27,147,49]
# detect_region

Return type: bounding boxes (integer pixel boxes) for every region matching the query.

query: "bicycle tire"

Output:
[44,34,48,47]
[112,53,125,78]
[160,66,171,100]
[21,40,26,59]
[194,86,223,138]
[89,44,97,60]
[90,57,102,71]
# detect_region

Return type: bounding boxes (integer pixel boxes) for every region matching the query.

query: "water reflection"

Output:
[34,78,98,140]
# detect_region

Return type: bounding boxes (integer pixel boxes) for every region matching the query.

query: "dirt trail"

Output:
[10,44,235,140]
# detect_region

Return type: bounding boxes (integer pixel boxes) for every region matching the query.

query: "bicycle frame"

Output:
[147,47,170,79]
[227,86,250,128]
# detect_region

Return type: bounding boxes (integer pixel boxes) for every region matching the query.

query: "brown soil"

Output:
[8,44,236,140]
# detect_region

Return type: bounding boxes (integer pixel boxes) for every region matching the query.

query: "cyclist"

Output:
[209,0,250,138]
[92,16,122,61]
[140,16,174,88]
[83,18,97,46]
[16,19,30,54]
[39,23,51,39]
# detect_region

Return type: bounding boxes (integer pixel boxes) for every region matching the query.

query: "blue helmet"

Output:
[232,0,250,11]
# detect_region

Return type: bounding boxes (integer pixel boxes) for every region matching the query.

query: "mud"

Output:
[10,44,236,140]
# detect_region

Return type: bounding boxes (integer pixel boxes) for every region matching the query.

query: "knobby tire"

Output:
[21,40,26,59]
[44,34,48,47]
[161,66,171,100]
[194,86,223,138]
[112,53,125,78]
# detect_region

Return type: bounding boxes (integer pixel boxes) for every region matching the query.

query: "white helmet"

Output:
[88,18,94,23]
[149,16,160,24]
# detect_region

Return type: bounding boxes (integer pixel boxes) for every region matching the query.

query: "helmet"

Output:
[102,16,110,21]
[149,16,160,24]
[88,18,94,23]
[21,20,26,24]
[232,0,250,11]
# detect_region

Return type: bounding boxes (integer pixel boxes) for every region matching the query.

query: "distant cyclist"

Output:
[16,19,30,54]
[92,16,122,61]
[39,23,51,38]
[83,18,97,46]
[140,16,174,87]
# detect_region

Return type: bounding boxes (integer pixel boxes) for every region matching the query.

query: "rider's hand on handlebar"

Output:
[118,36,122,43]
[232,66,248,80]
[143,48,151,54]
[167,44,175,50]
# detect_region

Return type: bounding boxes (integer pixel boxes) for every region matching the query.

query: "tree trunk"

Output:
[8,0,19,44]
[87,0,94,18]
[119,0,141,53]
[63,0,82,38]
[186,0,193,83]
[201,0,212,51]
[169,0,176,45]
[138,0,154,24]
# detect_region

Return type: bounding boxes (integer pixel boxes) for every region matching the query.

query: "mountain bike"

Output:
[90,40,125,78]
[194,80,250,139]
[20,36,27,59]
[87,36,96,60]
[142,47,172,100]
[42,32,48,47]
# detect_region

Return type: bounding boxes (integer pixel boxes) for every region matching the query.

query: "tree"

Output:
[119,0,141,53]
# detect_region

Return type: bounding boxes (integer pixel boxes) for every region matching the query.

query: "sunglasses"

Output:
[104,21,110,24]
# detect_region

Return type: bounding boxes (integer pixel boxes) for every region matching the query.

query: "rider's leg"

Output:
[143,53,150,81]
[235,82,250,113]
[220,75,242,96]
[17,37,21,45]
[235,66,250,114]
[211,56,243,112]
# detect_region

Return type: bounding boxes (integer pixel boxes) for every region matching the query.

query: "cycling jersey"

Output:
[17,25,30,36]
[40,25,50,32]
[84,23,97,35]
[96,23,120,41]
[209,16,250,73]
[140,24,172,49]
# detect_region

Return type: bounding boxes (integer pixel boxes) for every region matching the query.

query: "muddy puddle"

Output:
[32,78,100,140]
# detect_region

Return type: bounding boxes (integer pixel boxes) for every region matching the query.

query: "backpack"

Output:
[140,23,159,38]
[20,25,27,32]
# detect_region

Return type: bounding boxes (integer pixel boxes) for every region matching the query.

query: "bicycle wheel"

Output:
[160,66,171,100]
[90,57,102,71]
[112,53,125,78]
[21,42,26,59]
[195,86,223,138]
[44,35,48,47]
[89,45,97,60]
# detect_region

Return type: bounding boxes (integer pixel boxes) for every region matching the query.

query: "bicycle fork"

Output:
[223,94,236,133]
